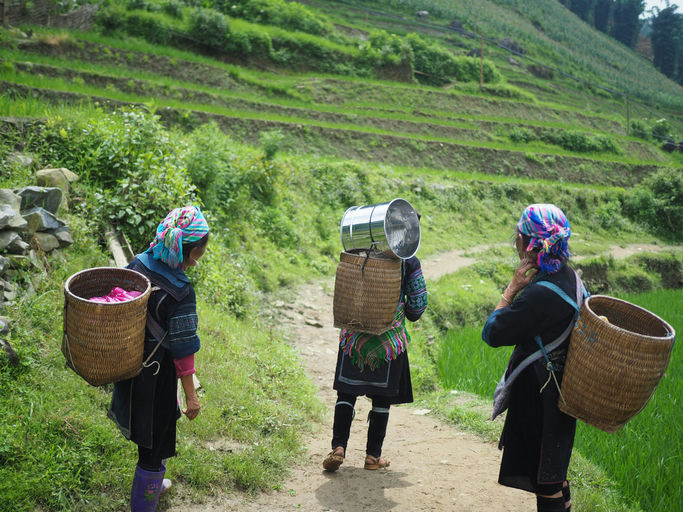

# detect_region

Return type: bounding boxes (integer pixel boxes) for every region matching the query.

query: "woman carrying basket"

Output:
[481,204,587,512]
[323,255,428,472]
[109,206,209,512]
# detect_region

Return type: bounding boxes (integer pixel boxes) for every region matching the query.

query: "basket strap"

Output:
[141,299,169,374]
[536,281,579,311]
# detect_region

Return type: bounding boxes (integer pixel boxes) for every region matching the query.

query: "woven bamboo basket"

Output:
[559,295,676,433]
[333,251,402,335]
[62,267,151,386]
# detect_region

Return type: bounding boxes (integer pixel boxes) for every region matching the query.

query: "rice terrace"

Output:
[0,0,681,511]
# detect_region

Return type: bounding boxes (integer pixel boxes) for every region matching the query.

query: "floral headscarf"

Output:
[149,206,209,269]
[517,204,570,274]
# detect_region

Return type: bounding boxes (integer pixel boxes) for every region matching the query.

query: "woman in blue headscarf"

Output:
[482,204,587,512]
[109,206,209,512]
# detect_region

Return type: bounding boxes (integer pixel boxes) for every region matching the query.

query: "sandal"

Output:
[364,454,390,470]
[322,447,345,472]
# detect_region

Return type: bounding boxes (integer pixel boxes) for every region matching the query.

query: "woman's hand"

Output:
[180,373,201,420]
[183,390,201,420]
[506,257,538,298]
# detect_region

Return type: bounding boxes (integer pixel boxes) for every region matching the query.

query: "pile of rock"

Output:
[0,168,79,314]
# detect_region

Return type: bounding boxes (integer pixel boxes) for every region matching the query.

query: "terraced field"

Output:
[2,34,679,189]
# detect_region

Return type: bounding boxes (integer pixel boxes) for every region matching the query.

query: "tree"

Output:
[651,5,682,79]
[612,0,645,47]
[570,0,596,21]
[594,0,614,32]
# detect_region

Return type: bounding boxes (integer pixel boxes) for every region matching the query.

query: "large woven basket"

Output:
[62,267,151,386]
[560,295,675,433]
[333,251,402,335]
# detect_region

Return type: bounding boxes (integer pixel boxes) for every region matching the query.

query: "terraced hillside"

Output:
[1,24,681,188]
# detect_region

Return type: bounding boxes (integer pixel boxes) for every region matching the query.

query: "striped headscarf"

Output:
[517,204,570,274]
[149,206,209,269]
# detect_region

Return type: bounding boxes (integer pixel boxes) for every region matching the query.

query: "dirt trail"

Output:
[178,243,678,511]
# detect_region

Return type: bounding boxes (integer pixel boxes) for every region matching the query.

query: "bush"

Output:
[260,129,284,160]
[162,0,184,18]
[651,118,672,140]
[623,167,682,240]
[28,109,197,250]
[188,8,229,49]
[215,0,335,37]
[630,119,649,139]
[509,127,537,143]
[539,129,620,154]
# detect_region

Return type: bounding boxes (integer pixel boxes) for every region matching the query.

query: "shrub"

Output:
[259,129,284,160]
[623,167,682,240]
[539,129,620,153]
[29,109,197,250]
[162,0,184,18]
[188,8,229,49]
[651,118,672,140]
[509,127,537,143]
[630,119,649,139]
[215,0,335,37]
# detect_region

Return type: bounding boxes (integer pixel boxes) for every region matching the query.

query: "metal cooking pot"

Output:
[340,198,421,260]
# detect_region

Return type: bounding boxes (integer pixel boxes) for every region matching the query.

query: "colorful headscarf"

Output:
[149,206,209,269]
[517,204,570,274]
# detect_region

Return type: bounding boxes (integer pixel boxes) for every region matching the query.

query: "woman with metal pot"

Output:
[323,205,428,472]
[481,204,587,512]
[109,206,209,512]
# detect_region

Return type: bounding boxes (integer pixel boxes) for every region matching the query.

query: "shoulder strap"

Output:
[141,287,169,374]
[536,281,579,311]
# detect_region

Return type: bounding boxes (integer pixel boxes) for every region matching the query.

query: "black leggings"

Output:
[137,446,163,472]
[331,393,391,458]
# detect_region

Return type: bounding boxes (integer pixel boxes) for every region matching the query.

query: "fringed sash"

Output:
[339,302,408,371]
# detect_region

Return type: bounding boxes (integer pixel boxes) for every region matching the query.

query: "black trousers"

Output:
[331,392,391,458]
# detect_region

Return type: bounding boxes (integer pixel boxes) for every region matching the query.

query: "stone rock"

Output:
[36,168,80,191]
[0,256,8,273]
[0,231,25,253]
[3,288,16,302]
[17,186,63,215]
[0,189,22,212]
[0,190,28,230]
[34,232,60,252]
[0,338,19,367]
[498,37,526,55]
[0,317,9,335]
[0,205,17,229]
[22,207,65,234]
[51,226,74,247]
[8,152,34,168]
[6,251,41,271]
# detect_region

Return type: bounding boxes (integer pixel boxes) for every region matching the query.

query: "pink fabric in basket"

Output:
[89,287,142,303]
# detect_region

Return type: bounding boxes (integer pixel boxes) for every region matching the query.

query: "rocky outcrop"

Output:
[0,168,79,351]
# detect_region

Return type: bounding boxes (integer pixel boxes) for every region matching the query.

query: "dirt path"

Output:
[178,243,679,511]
